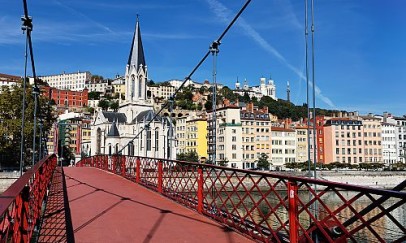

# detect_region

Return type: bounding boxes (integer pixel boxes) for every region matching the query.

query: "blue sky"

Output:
[1,0,405,116]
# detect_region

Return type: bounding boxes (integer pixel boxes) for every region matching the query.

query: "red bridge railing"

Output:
[0,154,57,243]
[77,155,406,242]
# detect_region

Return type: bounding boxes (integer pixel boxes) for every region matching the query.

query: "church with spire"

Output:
[90,18,175,159]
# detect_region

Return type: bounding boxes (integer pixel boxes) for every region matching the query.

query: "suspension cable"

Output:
[305,0,311,176]
[210,41,220,165]
[117,0,252,155]
[22,0,41,166]
[19,27,29,176]
[311,0,317,179]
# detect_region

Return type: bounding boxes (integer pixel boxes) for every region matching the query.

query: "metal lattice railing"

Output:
[0,154,57,242]
[77,155,406,242]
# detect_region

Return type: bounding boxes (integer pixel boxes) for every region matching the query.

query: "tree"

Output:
[85,106,95,114]
[91,75,104,82]
[256,153,270,170]
[176,151,199,162]
[0,84,56,167]
[98,99,109,111]
[110,101,119,112]
[220,86,237,101]
[88,91,101,100]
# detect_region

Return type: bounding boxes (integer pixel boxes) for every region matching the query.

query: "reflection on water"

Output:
[207,190,406,242]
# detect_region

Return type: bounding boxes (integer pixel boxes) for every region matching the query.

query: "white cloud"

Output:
[206,0,335,108]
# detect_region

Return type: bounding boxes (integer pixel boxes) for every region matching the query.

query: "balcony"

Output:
[219,123,242,127]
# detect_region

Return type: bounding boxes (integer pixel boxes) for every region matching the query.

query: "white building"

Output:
[381,122,397,167]
[168,79,224,91]
[208,104,243,168]
[234,77,277,101]
[90,18,175,160]
[86,80,110,94]
[271,126,296,170]
[0,73,21,89]
[147,84,176,101]
[39,71,91,91]
[393,116,406,163]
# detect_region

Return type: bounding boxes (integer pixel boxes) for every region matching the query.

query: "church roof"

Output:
[102,111,127,123]
[127,17,146,71]
[133,110,162,123]
[107,121,120,137]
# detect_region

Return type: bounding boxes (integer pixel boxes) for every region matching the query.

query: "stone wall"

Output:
[0,171,19,194]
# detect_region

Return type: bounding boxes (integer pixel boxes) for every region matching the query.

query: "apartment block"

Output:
[295,126,309,163]
[176,116,187,154]
[271,126,296,170]
[324,118,364,164]
[186,118,208,161]
[208,103,243,168]
[361,116,382,163]
[0,73,21,89]
[240,102,272,169]
[42,86,88,112]
[381,122,397,166]
[39,71,91,91]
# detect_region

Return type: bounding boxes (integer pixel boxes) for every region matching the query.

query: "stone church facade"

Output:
[90,19,175,159]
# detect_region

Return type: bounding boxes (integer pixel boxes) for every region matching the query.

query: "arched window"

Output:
[128,142,134,156]
[155,128,159,152]
[138,76,143,98]
[131,75,135,98]
[146,129,151,151]
[108,143,112,156]
[115,143,119,154]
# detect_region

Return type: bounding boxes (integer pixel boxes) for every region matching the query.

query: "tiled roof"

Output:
[102,111,127,123]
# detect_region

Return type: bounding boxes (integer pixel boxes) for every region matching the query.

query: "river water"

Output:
[210,190,406,242]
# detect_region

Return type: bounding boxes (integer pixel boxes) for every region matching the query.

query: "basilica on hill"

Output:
[90,18,175,159]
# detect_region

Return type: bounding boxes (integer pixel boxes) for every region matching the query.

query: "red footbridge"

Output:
[1,154,405,242]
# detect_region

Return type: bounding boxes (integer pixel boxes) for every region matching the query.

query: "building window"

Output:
[155,129,159,151]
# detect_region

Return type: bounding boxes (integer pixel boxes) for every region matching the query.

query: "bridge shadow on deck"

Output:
[61,167,252,243]
[37,168,75,243]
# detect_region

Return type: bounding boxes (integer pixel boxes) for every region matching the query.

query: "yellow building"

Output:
[186,118,208,161]
[112,77,126,99]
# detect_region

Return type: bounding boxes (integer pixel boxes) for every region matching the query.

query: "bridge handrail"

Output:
[0,154,57,243]
[77,155,406,242]
[140,156,406,199]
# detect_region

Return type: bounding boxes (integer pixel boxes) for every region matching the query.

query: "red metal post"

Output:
[197,166,203,213]
[158,160,163,193]
[136,158,141,183]
[121,156,126,177]
[112,156,116,173]
[288,181,298,243]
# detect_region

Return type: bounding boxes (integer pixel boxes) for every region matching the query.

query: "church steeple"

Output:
[125,16,148,103]
[127,15,146,70]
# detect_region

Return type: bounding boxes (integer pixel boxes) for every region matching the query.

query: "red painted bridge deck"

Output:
[40,167,253,243]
